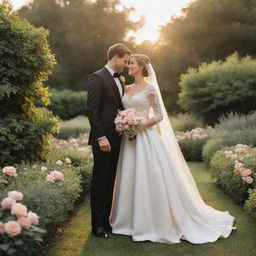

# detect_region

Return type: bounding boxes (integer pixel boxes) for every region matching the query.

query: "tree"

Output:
[18,0,141,90]
[156,0,256,113]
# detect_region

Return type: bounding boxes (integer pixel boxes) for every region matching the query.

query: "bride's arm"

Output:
[134,86,163,133]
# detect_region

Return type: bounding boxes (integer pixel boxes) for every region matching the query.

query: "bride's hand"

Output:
[128,122,147,136]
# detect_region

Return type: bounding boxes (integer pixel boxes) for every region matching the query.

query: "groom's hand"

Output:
[98,137,111,152]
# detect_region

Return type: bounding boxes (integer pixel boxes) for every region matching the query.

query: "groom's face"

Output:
[114,54,130,72]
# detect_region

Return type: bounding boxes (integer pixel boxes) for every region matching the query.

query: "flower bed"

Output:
[0,136,93,255]
[176,127,214,161]
[210,144,256,218]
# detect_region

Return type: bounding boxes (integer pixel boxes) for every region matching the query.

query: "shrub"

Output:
[0,3,59,165]
[179,53,256,125]
[0,190,46,256]
[178,138,206,161]
[176,127,213,161]
[216,112,256,132]
[48,147,93,197]
[209,145,255,203]
[170,113,203,132]
[0,164,82,229]
[55,116,90,140]
[202,138,224,166]
[203,112,256,166]
[244,188,256,219]
[47,89,87,120]
[0,111,59,165]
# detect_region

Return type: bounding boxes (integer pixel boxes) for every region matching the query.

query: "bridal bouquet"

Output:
[114,108,142,140]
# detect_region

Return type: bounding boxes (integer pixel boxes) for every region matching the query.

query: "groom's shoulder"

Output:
[86,67,106,89]
[91,67,106,78]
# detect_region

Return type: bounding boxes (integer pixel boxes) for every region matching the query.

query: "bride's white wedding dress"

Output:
[110,83,236,244]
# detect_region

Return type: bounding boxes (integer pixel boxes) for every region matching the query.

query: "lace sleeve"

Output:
[147,85,163,123]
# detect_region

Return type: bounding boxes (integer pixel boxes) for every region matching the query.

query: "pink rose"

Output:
[8,191,23,201]
[242,169,252,177]
[243,176,254,184]
[0,222,4,235]
[51,170,64,181]
[2,166,17,177]
[46,174,55,183]
[1,197,16,209]
[4,221,22,237]
[235,162,243,169]
[17,216,32,229]
[27,211,39,225]
[11,203,28,217]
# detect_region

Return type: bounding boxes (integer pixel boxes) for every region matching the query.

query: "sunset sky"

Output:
[5,0,194,43]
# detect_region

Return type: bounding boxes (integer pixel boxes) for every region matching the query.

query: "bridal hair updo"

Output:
[132,54,150,77]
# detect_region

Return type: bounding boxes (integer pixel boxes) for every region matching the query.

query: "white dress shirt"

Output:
[105,65,123,97]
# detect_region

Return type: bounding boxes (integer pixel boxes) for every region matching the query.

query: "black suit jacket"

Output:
[86,67,124,146]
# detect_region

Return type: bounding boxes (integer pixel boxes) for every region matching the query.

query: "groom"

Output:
[86,43,131,238]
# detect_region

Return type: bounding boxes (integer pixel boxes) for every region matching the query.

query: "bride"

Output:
[110,54,236,244]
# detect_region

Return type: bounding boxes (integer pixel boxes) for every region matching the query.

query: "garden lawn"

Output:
[46,162,256,256]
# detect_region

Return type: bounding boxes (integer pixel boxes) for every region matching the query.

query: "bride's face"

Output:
[128,57,143,77]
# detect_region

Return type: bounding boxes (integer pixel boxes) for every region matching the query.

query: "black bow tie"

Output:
[113,72,120,78]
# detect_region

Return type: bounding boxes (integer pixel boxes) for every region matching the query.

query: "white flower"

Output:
[65,158,72,164]
[56,160,63,166]
[41,166,48,172]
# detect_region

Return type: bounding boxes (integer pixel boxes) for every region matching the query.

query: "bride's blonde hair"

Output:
[131,54,150,77]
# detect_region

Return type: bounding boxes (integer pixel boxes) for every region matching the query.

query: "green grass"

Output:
[43,198,91,256]
[46,163,256,256]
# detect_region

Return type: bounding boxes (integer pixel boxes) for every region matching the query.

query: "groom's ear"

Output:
[112,55,119,61]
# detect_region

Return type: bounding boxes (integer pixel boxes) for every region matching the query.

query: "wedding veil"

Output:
[146,63,208,206]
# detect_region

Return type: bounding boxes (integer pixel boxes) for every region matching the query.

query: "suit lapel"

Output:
[103,67,122,101]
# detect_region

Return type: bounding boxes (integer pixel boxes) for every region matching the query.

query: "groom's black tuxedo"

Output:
[86,66,124,232]
[87,67,124,146]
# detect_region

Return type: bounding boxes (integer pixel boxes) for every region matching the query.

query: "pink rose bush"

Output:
[175,126,215,161]
[1,167,17,177]
[210,144,256,205]
[224,144,254,184]
[55,133,90,153]
[0,191,46,255]
[46,170,65,183]
[176,127,214,141]
[114,108,142,140]
[0,166,18,190]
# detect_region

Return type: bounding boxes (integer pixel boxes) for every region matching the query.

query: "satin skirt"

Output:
[110,127,235,244]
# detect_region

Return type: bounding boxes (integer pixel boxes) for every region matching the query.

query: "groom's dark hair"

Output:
[107,43,131,60]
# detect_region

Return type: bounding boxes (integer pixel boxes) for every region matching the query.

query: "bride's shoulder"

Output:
[124,84,133,92]
[146,83,156,94]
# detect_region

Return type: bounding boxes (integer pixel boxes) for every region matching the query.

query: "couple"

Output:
[86,43,236,244]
